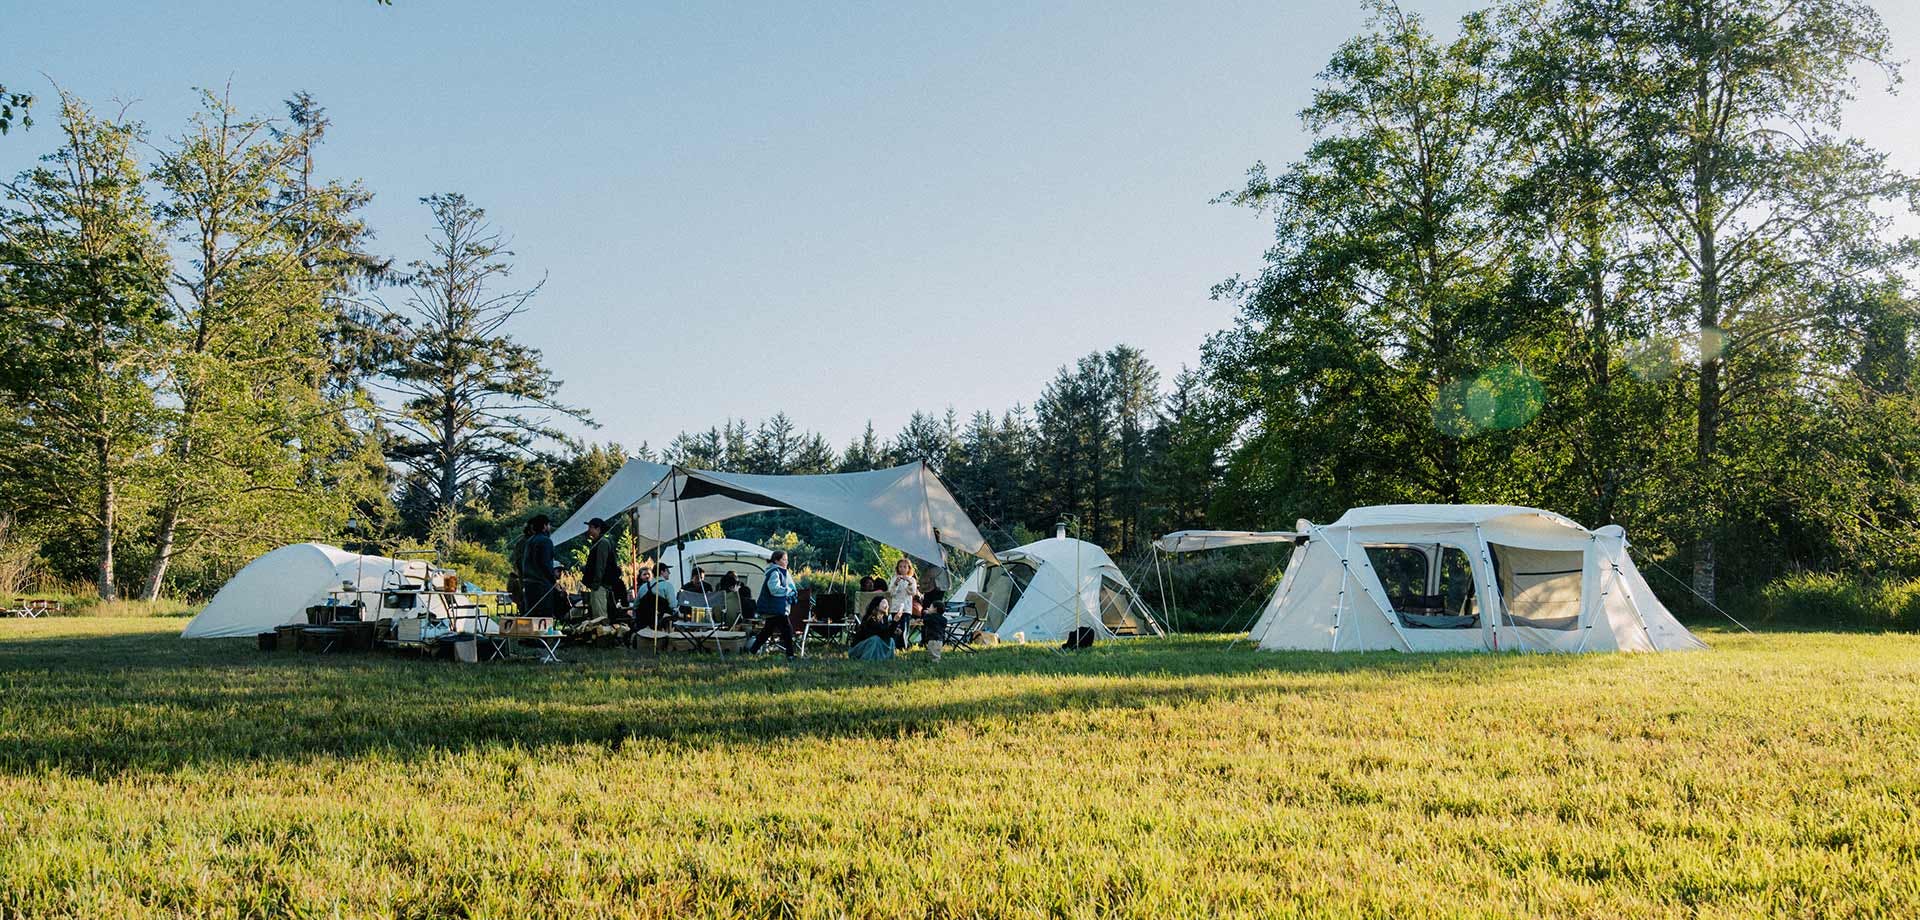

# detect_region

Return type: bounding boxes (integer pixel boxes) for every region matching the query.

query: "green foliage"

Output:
[440,539,510,591]
[4,620,1920,916]
[1731,571,1920,631]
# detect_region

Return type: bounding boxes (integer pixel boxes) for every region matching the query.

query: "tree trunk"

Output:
[1689,63,1720,604]
[142,500,178,601]
[96,439,117,601]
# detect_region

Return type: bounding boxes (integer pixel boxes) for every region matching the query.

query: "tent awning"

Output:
[555,460,996,566]
[1152,530,1301,553]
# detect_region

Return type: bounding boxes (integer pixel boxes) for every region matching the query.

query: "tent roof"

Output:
[659,538,772,561]
[1153,530,1301,553]
[555,460,995,566]
[1001,537,1123,572]
[1327,504,1588,532]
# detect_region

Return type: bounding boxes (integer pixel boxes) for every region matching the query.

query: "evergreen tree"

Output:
[373,193,590,534]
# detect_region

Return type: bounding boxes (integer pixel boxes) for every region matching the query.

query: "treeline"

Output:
[554,345,1224,562]
[1201,0,1920,605]
[0,89,582,599]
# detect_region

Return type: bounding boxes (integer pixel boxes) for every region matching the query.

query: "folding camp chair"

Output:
[800,592,852,656]
[940,605,981,653]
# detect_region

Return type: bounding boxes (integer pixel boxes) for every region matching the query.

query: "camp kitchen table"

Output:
[325,588,514,634]
[670,619,744,654]
[506,630,565,664]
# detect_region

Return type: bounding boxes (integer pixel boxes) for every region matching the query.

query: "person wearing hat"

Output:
[581,517,625,623]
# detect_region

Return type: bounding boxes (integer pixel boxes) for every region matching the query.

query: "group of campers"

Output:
[504,515,947,661]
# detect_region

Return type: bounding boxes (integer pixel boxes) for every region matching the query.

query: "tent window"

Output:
[1364,545,1429,605]
[1437,547,1478,621]
[1367,543,1477,630]
[1098,577,1149,635]
[1491,545,1582,630]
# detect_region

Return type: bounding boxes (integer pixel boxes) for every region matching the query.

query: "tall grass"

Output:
[1730,571,1920,631]
[0,620,1916,918]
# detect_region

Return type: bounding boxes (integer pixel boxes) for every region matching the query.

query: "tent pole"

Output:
[670,469,686,588]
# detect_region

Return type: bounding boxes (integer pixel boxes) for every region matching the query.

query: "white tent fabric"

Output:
[1243,505,1707,653]
[656,538,774,593]
[951,537,1164,641]
[1153,530,1301,553]
[555,460,995,566]
[181,543,471,639]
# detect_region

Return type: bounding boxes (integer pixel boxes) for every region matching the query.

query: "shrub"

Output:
[1739,571,1920,631]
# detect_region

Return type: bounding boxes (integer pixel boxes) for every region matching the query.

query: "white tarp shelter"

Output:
[555,461,995,568]
[656,538,774,594]
[181,543,471,639]
[951,537,1164,641]
[1191,505,1705,653]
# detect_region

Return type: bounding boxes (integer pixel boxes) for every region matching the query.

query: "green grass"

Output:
[1,620,1916,919]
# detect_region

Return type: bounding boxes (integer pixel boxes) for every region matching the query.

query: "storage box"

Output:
[499,616,554,637]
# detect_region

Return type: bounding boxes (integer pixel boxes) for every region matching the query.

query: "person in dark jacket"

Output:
[507,521,533,613]
[581,518,624,622]
[521,515,563,618]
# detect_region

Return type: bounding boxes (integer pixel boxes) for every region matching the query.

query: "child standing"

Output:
[887,557,918,649]
[920,589,948,661]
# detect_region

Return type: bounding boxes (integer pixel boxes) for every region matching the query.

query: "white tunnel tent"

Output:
[182,543,474,639]
[952,537,1165,641]
[1163,505,1705,653]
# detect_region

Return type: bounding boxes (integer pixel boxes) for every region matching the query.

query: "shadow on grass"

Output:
[0,626,1623,778]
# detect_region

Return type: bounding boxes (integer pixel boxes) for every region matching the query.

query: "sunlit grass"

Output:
[1,618,1916,918]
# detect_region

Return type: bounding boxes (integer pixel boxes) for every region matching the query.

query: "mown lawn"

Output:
[0,619,1916,919]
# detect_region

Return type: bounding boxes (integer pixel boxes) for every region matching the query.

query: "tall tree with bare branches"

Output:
[375,193,590,533]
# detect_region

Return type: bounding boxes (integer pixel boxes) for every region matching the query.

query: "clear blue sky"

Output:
[6,1,1918,453]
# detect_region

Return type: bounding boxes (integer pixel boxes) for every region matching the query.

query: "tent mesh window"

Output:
[1490,545,1582,630]
[1366,544,1476,629]
[1437,547,1479,622]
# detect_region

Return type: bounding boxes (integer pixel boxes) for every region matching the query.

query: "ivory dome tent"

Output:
[1160,505,1705,653]
[180,543,472,639]
[656,538,774,593]
[951,537,1164,641]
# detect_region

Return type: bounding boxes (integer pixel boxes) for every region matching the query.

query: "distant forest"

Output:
[5,0,1919,629]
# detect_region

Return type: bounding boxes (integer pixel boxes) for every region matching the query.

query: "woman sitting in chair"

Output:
[847,595,895,660]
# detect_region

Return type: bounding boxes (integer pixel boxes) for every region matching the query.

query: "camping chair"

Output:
[800,592,852,656]
[940,603,980,653]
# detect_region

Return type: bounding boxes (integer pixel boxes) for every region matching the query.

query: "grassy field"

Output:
[1,619,1916,919]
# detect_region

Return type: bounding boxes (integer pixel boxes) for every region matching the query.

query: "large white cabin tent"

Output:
[951,537,1164,641]
[1161,505,1705,653]
[181,543,471,639]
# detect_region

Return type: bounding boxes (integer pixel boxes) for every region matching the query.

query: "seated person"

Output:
[847,596,896,660]
[717,571,753,616]
[683,566,715,594]
[630,563,675,625]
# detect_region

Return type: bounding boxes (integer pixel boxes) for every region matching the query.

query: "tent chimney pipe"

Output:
[1055,522,1067,540]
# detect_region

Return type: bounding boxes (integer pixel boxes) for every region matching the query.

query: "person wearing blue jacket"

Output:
[748,550,799,658]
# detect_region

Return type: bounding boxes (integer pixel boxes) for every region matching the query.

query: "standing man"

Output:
[521,515,562,618]
[581,517,622,623]
[748,549,799,658]
[507,521,533,614]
